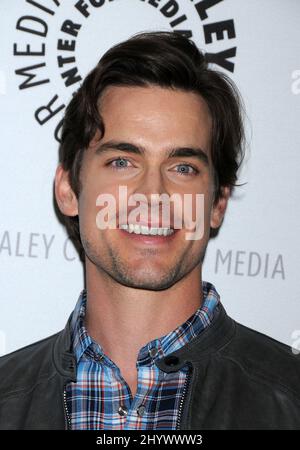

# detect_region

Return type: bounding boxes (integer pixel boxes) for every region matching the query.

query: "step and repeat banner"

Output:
[0,0,299,355]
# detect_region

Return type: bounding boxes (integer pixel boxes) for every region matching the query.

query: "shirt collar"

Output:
[70,281,221,367]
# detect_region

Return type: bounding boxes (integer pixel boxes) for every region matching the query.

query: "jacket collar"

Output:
[52,300,236,381]
[156,301,236,373]
[53,311,77,382]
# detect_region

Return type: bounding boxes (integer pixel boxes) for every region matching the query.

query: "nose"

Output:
[136,165,167,199]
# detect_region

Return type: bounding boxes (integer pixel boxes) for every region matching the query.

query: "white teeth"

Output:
[140,226,149,235]
[120,224,174,236]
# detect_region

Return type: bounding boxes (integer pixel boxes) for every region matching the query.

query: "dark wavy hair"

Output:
[57,30,245,257]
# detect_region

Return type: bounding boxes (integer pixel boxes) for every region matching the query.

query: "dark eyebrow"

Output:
[95,140,209,167]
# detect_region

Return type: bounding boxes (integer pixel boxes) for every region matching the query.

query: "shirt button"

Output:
[118,405,128,417]
[164,355,179,367]
[137,405,146,417]
[149,347,158,358]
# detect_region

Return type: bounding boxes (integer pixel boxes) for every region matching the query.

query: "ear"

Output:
[54,164,78,217]
[210,186,231,229]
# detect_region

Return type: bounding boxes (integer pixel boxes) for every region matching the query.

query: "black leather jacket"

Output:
[1,301,300,430]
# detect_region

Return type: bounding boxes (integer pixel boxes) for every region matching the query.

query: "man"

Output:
[0,31,299,430]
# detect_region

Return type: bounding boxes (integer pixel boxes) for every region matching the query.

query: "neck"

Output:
[84,259,203,369]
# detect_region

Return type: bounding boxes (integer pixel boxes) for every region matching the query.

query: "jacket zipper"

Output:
[63,367,192,430]
[63,385,72,430]
[176,363,193,430]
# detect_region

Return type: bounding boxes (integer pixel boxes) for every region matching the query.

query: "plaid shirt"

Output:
[65,280,221,430]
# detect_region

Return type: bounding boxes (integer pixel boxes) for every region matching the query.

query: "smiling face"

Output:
[56,85,230,291]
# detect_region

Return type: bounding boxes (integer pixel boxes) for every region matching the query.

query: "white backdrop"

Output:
[0,0,300,356]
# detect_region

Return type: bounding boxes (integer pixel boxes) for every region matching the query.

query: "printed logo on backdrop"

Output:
[12,0,237,142]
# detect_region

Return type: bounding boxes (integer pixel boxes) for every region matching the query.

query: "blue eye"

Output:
[176,164,199,176]
[107,157,131,170]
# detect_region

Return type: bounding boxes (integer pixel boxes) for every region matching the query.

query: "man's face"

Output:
[75,85,224,290]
